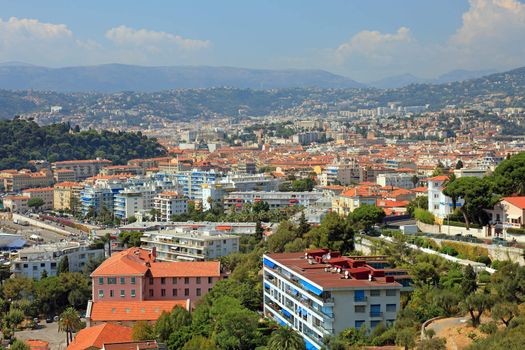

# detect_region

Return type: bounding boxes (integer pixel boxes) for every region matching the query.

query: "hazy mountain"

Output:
[369,69,499,88]
[0,63,365,91]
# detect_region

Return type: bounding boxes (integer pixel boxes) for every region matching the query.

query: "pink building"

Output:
[90,247,222,304]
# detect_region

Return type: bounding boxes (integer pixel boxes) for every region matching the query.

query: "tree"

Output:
[455,160,464,169]
[252,201,270,213]
[411,175,419,187]
[267,326,306,350]
[155,311,173,342]
[58,307,82,346]
[132,321,155,341]
[297,211,310,238]
[416,337,446,350]
[182,336,217,350]
[119,231,143,247]
[395,328,415,350]
[492,153,525,195]
[463,293,494,327]
[461,265,477,297]
[255,220,264,240]
[492,302,519,328]
[350,204,385,232]
[268,221,298,253]
[306,212,355,254]
[6,309,24,329]
[171,305,192,328]
[407,196,428,217]
[27,197,45,211]
[58,255,69,274]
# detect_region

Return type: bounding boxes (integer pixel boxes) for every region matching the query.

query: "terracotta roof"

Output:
[91,248,153,277]
[503,196,525,210]
[54,159,111,165]
[22,187,54,192]
[67,323,133,350]
[426,175,449,181]
[26,340,49,349]
[55,182,82,187]
[103,341,159,350]
[89,300,188,322]
[149,261,221,277]
[412,186,428,192]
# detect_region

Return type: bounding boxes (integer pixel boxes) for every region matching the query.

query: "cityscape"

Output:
[1,1,525,350]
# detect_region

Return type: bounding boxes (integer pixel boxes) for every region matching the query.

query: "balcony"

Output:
[370,311,383,318]
[354,296,368,302]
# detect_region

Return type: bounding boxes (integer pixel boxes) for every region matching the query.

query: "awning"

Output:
[300,279,322,296]
[263,258,276,269]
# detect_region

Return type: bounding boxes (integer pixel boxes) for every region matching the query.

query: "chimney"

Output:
[151,246,157,260]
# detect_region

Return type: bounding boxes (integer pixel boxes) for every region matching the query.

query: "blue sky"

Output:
[1,0,524,81]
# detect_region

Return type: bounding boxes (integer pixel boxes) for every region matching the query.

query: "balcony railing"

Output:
[370,311,383,317]
[354,296,368,302]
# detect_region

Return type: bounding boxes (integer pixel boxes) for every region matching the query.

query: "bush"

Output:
[439,241,489,261]
[507,228,525,235]
[479,321,498,335]
[476,255,492,266]
[415,208,435,225]
[478,271,491,284]
[446,220,482,229]
[440,246,459,256]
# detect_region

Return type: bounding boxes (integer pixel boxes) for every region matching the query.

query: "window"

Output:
[370,290,381,297]
[355,320,365,329]
[172,289,178,297]
[98,290,104,298]
[120,290,125,298]
[131,277,136,285]
[131,290,136,298]
[354,290,365,301]
[149,289,154,297]
[161,277,166,285]
[98,277,104,285]
[196,277,201,284]
[196,288,201,296]
[184,277,190,284]
[354,305,365,313]
[172,277,177,284]
[108,277,117,284]
[149,277,154,284]
[370,304,381,317]
[208,277,213,284]
[184,288,190,296]
[386,304,397,312]
[110,290,114,297]
[386,289,397,297]
[120,277,125,284]
[371,320,381,329]
[161,289,166,297]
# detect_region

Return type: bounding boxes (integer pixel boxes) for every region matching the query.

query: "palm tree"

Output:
[267,326,306,350]
[58,307,82,346]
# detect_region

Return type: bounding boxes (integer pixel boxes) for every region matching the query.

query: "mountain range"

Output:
[0,62,501,92]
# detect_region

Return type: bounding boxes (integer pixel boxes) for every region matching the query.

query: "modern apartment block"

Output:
[10,242,105,279]
[376,173,416,189]
[427,175,464,220]
[153,191,189,221]
[119,221,257,236]
[225,191,323,210]
[262,249,412,350]
[53,182,83,211]
[114,186,160,219]
[52,159,112,181]
[173,169,221,200]
[141,228,239,262]
[80,180,125,215]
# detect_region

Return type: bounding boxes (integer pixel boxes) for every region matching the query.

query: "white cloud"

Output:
[329,0,525,81]
[106,25,210,51]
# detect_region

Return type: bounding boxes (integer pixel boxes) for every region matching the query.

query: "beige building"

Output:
[52,159,112,180]
[22,187,54,210]
[53,182,83,211]
[0,169,53,192]
[332,186,381,216]
[53,169,76,183]
[2,196,29,212]
[153,192,189,221]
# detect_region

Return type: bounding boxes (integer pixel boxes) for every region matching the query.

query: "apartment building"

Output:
[153,192,189,221]
[100,165,145,177]
[376,173,416,189]
[119,221,257,236]
[53,169,76,183]
[80,180,125,215]
[52,159,112,180]
[318,160,360,186]
[201,173,281,211]
[54,182,83,211]
[141,228,239,262]
[173,169,222,200]
[427,175,463,220]
[22,187,54,210]
[114,186,161,220]
[2,196,29,212]
[0,169,54,192]
[87,247,221,325]
[332,186,381,216]
[224,191,323,211]
[10,242,104,279]
[263,249,411,350]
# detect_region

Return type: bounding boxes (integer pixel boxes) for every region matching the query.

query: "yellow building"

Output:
[53,182,83,211]
[332,186,381,216]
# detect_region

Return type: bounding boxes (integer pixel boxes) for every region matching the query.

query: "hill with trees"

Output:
[0,118,166,170]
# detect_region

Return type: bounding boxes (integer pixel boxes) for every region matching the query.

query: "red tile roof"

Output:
[426,175,449,181]
[89,300,188,322]
[91,248,153,276]
[103,341,159,350]
[503,196,525,210]
[149,261,221,277]
[67,323,133,350]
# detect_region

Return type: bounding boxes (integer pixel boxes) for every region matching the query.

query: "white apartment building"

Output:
[10,242,105,279]
[319,160,360,186]
[427,175,464,219]
[225,191,324,210]
[120,221,257,236]
[141,228,239,262]
[263,249,410,350]
[376,173,415,189]
[153,192,189,221]
[52,159,112,180]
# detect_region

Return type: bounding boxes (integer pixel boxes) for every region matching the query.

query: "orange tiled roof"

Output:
[91,248,153,277]
[55,182,82,188]
[149,261,220,278]
[426,175,449,181]
[89,300,187,322]
[103,341,159,350]
[67,323,133,350]
[22,187,54,193]
[412,186,428,192]
[503,196,525,210]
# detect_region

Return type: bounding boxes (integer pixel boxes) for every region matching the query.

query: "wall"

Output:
[12,213,71,236]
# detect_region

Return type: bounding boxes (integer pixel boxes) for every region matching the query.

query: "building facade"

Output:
[52,159,112,181]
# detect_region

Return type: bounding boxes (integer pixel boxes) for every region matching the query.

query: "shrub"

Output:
[415,208,435,225]
[440,246,459,256]
[507,228,525,235]
[445,220,482,229]
[479,321,498,335]
[476,255,492,266]
[439,241,489,261]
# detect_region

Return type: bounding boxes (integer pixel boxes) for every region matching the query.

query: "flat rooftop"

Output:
[265,252,406,290]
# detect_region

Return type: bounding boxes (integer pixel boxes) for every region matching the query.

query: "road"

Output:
[15,321,67,350]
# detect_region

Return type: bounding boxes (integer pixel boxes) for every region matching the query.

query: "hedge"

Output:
[507,227,525,235]
[440,241,489,261]
[445,220,482,229]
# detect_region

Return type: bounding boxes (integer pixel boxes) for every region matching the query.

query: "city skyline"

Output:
[1,0,525,81]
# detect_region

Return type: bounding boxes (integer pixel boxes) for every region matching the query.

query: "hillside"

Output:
[0,118,166,170]
[0,63,365,91]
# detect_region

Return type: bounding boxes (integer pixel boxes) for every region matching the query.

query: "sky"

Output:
[0,0,524,82]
